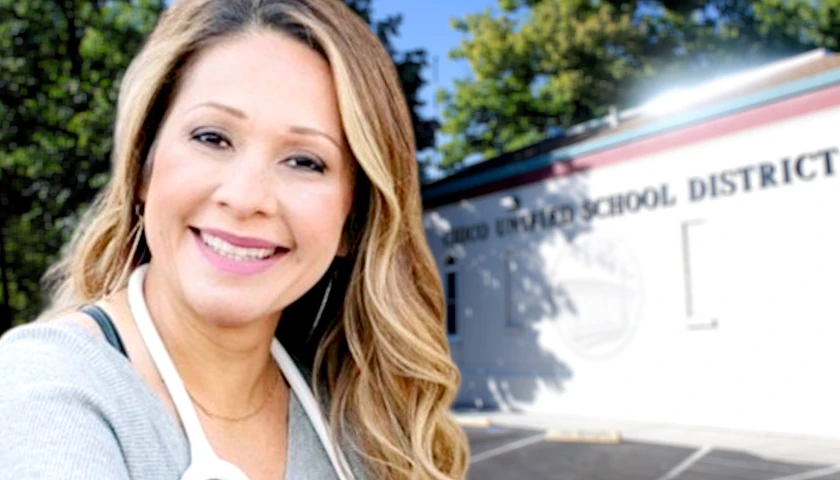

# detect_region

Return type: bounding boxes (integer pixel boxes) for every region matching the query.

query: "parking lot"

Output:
[465,426,840,480]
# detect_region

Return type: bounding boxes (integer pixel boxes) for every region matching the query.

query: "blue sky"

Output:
[372,0,498,120]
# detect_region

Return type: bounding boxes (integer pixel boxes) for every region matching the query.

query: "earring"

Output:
[129,204,145,256]
[306,272,335,343]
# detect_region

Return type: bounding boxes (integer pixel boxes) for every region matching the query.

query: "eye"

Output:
[191,129,232,150]
[285,154,325,173]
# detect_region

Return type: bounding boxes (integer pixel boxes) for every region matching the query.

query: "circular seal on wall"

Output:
[548,232,644,359]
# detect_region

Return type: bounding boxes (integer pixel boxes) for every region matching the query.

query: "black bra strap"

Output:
[81,305,128,358]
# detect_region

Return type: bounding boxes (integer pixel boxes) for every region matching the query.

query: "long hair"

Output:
[43,0,468,478]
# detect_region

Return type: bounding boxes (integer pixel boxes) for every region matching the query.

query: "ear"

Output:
[137,141,158,203]
[137,177,149,204]
[337,199,359,258]
[336,233,349,258]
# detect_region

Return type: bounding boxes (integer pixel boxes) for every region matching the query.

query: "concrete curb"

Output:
[455,415,623,444]
[455,416,493,428]
[544,429,623,444]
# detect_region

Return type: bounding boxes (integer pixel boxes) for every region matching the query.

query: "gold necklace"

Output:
[187,370,280,422]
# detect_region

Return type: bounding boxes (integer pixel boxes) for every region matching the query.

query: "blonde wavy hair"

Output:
[43,0,469,478]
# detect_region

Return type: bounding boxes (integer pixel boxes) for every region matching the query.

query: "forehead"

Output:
[170,31,342,139]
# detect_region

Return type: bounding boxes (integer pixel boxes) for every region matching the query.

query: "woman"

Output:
[0,0,469,479]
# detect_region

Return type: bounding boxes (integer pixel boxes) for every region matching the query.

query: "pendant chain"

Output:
[187,369,280,422]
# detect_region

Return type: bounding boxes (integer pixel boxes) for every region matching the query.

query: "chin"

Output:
[182,283,280,328]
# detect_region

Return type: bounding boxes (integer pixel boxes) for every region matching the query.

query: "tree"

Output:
[0,0,165,330]
[437,0,840,168]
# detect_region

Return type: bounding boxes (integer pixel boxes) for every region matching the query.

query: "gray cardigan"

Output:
[0,320,365,479]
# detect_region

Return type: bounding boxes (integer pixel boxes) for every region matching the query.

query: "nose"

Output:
[211,151,278,218]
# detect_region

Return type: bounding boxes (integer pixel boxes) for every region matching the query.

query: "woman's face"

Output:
[141,31,354,325]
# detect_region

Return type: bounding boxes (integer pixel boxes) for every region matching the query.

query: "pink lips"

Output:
[192,228,285,276]
[199,227,279,249]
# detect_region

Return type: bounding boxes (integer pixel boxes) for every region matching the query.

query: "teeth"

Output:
[200,231,275,261]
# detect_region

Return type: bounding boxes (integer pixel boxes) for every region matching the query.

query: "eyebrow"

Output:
[191,101,344,151]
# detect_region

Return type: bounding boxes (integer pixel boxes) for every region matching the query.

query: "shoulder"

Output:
[0,314,188,479]
[0,317,133,478]
[0,313,111,386]
[0,311,140,420]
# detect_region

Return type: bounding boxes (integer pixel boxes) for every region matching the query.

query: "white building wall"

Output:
[425,104,840,438]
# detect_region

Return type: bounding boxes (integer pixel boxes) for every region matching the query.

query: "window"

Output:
[504,248,529,330]
[681,219,718,329]
[446,271,457,336]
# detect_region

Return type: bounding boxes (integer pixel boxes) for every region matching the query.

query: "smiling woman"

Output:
[142,31,354,328]
[0,1,468,479]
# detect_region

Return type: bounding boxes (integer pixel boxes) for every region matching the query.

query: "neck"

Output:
[140,263,281,416]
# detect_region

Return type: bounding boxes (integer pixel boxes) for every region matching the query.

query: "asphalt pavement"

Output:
[465,425,840,480]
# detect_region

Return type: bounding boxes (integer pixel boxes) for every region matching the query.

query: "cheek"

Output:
[286,184,353,246]
[146,138,219,207]
[142,143,208,250]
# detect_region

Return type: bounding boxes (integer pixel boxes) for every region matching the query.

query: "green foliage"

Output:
[0,0,164,326]
[437,0,840,168]
[438,0,648,165]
